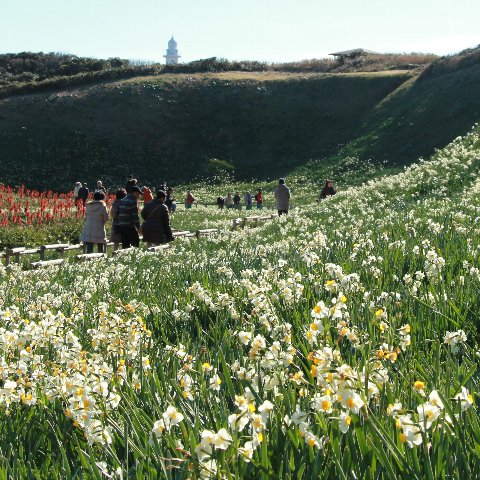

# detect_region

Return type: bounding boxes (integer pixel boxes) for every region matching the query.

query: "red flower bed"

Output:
[0,184,115,227]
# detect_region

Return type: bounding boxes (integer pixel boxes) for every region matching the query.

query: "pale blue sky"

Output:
[1,0,479,63]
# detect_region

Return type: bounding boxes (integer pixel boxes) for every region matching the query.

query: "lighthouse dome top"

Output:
[164,37,180,65]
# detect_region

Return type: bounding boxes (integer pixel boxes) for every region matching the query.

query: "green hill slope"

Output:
[318,55,480,181]
[0,71,409,190]
[0,48,479,191]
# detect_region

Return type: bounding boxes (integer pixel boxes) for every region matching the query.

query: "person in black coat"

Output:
[78,183,89,206]
[319,180,337,200]
[165,187,177,213]
[141,190,174,247]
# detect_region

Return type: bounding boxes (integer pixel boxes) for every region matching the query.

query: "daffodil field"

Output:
[1,126,480,479]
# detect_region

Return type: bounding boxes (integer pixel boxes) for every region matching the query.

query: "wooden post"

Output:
[6,247,26,266]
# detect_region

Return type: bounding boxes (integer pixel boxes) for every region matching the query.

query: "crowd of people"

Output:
[216,189,264,210]
[77,175,337,252]
[79,176,176,253]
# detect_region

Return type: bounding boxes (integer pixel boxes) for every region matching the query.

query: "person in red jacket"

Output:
[254,189,263,209]
[185,190,196,209]
[142,186,153,204]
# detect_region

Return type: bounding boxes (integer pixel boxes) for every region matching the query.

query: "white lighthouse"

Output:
[164,36,180,65]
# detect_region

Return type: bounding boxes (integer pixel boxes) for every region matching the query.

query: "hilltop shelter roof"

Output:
[329,48,381,57]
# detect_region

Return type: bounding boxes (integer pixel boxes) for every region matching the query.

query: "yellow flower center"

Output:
[322,400,331,411]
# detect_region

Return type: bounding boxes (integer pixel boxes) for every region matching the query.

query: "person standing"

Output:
[141,190,174,247]
[73,182,82,205]
[125,175,137,193]
[109,188,127,251]
[185,191,196,209]
[95,180,107,194]
[116,186,142,248]
[80,192,108,253]
[233,192,241,210]
[245,192,252,210]
[165,187,176,213]
[225,192,233,208]
[142,186,153,204]
[78,183,89,207]
[254,189,263,210]
[274,178,290,216]
[319,180,337,200]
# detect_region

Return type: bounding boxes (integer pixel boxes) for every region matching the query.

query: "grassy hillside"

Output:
[312,55,480,182]
[0,71,409,190]
[0,47,479,191]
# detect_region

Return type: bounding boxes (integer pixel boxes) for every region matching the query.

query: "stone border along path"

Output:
[1,214,277,269]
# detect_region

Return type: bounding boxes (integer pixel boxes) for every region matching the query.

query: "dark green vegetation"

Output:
[0,47,479,190]
[0,72,410,189]
[311,46,480,184]
[0,51,435,93]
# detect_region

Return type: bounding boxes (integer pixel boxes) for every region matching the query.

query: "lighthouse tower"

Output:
[164,36,180,65]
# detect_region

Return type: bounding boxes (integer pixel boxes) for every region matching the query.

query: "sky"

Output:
[1,0,479,63]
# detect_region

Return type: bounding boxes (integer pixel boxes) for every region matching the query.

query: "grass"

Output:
[0,71,411,191]
[0,125,479,477]
[292,58,480,185]
[0,50,478,194]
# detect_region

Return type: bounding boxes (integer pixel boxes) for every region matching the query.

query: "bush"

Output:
[419,45,480,80]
